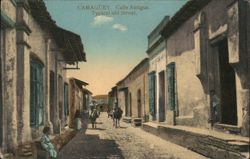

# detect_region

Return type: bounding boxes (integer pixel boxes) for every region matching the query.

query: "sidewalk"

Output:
[142,122,250,159]
[5,115,89,159]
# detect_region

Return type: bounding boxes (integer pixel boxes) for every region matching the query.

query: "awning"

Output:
[53,27,86,63]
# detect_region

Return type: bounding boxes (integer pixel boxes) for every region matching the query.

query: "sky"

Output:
[44,0,186,96]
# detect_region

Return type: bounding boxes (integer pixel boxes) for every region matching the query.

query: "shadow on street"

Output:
[57,131,124,159]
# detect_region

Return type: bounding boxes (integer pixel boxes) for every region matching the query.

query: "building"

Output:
[0,0,86,155]
[92,94,109,112]
[108,86,118,111]
[146,16,170,122]
[68,78,89,128]
[159,0,249,136]
[141,1,249,158]
[82,88,93,112]
[116,58,149,121]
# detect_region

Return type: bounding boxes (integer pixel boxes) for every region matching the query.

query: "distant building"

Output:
[93,94,109,111]
[68,78,90,128]
[0,0,87,155]
[108,87,118,111]
[116,58,149,121]
[82,88,93,112]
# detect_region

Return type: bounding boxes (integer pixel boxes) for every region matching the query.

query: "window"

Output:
[30,58,44,127]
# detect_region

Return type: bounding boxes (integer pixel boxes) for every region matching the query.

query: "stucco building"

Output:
[141,1,249,158]
[159,0,249,137]
[116,58,149,121]
[147,16,170,122]
[1,0,86,155]
[92,95,109,111]
[108,86,118,111]
[68,78,89,128]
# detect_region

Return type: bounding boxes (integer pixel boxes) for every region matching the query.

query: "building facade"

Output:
[92,95,109,112]
[160,0,249,136]
[68,78,89,128]
[108,86,118,111]
[0,0,86,154]
[116,58,149,120]
[147,16,170,122]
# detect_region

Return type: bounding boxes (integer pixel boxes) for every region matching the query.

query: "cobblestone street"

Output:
[57,113,208,159]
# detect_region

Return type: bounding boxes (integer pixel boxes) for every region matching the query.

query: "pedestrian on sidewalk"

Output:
[41,126,57,159]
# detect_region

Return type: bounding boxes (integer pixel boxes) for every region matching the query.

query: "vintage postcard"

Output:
[0,0,249,158]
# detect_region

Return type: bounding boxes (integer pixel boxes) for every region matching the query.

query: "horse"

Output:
[113,107,123,128]
[89,109,98,128]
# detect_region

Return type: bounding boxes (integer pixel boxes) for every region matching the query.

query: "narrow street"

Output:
[57,113,208,159]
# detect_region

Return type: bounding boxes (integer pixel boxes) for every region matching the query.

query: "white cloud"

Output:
[112,24,128,32]
[91,15,113,26]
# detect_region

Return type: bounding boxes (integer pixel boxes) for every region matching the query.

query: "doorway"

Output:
[0,54,2,147]
[129,92,132,116]
[159,71,166,122]
[218,40,237,125]
[124,90,129,116]
[58,75,63,120]
[0,29,3,147]
[50,71,55,124]
[137,89,142,118]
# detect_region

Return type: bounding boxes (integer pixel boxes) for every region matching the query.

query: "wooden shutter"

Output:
[30,60,44,127]
[148,72,156,115]
[166,63,175,111]
[37,65,44,126]
[30,62,36,127]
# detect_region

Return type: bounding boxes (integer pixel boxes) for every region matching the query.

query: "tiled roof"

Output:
[28,0,86,64]
[161,0,211,39]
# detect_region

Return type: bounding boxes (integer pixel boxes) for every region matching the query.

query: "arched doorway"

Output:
[137,89,142,118]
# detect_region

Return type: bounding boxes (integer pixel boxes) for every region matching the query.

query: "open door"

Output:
[218,40,237,125]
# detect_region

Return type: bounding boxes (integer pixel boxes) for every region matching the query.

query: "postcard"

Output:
[0,0,249,158]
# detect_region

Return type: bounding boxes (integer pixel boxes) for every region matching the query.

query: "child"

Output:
[41,126,57,159]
